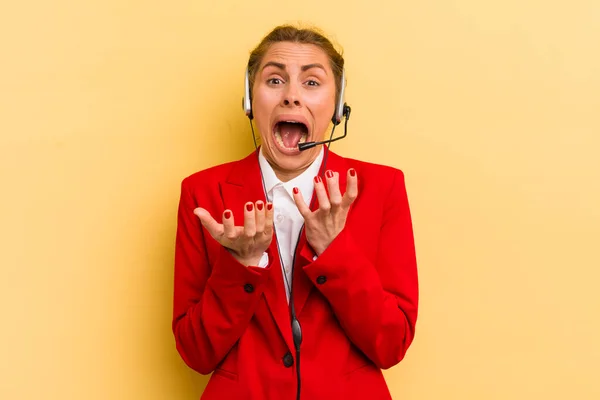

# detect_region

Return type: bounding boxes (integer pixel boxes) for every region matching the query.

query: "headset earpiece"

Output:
[332,69,347,125]
[243,67,253,120]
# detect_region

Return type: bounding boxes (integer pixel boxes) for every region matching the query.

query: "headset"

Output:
[242,65,351,400]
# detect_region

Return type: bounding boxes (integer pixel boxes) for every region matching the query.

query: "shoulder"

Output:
[330,152,409,203]
[180,152,255,190]
[344,157,404,178]
[331,154,411,216]
[335,153,406,188]
[182,160,236,188]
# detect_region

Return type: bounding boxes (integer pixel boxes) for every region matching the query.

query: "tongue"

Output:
[279,122,306,148]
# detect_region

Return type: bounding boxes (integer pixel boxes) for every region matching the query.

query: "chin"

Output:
[274,152,310,168]
[264,144,316,173]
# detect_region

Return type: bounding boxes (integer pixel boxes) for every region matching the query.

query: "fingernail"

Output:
[349,168,356,177]
[326,170,334,178]
[256,202,264,211]
[267,203,273,211]
[246,203,253,212]
[314,176,322,183]
[293,187,299,194]
[224,211,231,219]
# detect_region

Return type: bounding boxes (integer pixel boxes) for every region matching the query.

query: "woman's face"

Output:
[252,42,337,180]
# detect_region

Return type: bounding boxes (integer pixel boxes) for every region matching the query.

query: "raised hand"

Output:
[293,169,358,256]
[193,201,274,267]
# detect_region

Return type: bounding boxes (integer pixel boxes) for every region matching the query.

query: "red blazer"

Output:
[172,150,418,399]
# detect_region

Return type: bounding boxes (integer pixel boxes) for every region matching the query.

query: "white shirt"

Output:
[257,147,323,302]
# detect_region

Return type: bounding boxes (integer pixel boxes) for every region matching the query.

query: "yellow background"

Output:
[1,0,599,399]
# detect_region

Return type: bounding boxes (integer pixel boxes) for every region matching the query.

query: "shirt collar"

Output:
[258,147,324,203]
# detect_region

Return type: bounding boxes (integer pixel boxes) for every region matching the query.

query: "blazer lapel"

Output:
[219,151,295,352]
[293,150,350,317]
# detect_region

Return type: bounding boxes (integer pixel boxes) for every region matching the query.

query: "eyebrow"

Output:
[261,61,328,74]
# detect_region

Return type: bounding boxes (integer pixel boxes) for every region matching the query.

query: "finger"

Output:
[243,202,256,237]
[325,170,343,210]
[194,207,224,239]
[255,201,265,234]
[342,168,359,208]
[222,209,237,241]
[264,202,274,236]
[292,187,312,218]
[313,175,331,212]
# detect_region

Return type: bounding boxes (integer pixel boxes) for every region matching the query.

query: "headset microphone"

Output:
[298,104,351,151]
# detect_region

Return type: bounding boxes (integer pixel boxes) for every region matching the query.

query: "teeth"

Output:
[275,131,284,147]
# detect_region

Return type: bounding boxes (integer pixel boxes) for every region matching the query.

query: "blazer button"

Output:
[244,283,254,293]
[282,352,294,368]
[316,276,327,285]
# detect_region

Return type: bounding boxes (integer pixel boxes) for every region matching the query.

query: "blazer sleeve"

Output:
[303,169,418,369]
[172,177,272,375]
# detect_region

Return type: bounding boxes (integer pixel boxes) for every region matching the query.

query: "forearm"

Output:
[173,245,271,374]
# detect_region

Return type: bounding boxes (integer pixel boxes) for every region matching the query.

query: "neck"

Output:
[272,164,310,182]
[259,146,323,182]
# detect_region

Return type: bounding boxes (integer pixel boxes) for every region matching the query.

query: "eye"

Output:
[267,78,283,85]
[305,80,320,87]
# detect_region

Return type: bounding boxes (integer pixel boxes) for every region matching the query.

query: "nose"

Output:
[281,82,301,108]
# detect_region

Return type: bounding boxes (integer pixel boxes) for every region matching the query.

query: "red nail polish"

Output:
[293,187,299,194]
[349,169,356,177]
[224,211,231,219]
[256,202,264,211]
[246,203,253,212]
[326,170,334,178]
[267,203,273,211]
[314,176,322,183]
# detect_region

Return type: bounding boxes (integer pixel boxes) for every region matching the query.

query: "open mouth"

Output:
[273,121,309,151]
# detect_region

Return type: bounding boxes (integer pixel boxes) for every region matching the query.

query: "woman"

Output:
[172,25,418,400]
